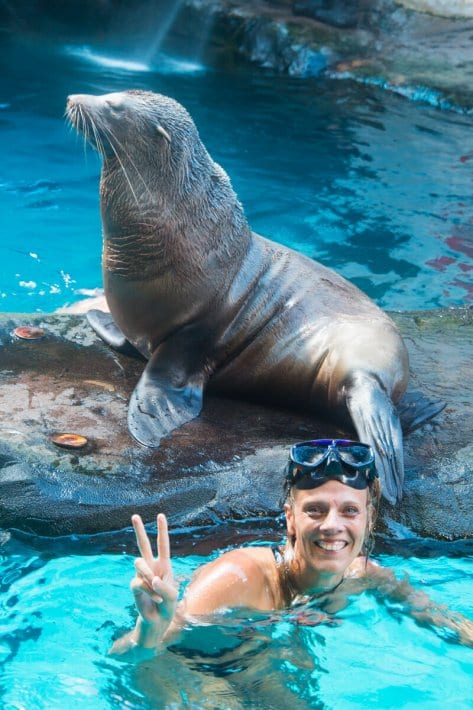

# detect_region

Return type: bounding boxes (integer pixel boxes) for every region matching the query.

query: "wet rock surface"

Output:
[0,308,471,539]
[188,0,473,111]
[390,308,473,539]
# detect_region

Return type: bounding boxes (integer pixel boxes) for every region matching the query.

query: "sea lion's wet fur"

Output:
[67,90,409,504]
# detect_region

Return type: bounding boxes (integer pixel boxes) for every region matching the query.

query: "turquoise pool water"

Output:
[1,35,473,313]
[1,531,472,709]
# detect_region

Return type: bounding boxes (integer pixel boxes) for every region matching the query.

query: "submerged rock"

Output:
[0,308,471,539]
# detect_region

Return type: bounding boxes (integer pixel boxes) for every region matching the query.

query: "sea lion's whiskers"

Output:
[77,105,94,159]
[85,110,106,158]
[103,124,152,199]
[98,125,142,205]
[101,128,141,206]
[65,106,86,158]
[64,108,77,136]
[83,110,94,158]
[93,124,108,162]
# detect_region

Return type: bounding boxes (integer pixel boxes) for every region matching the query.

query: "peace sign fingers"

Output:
[126,512,179,645]
[132,513,173,581]
[132,514,155,568]
[156,513,171,567]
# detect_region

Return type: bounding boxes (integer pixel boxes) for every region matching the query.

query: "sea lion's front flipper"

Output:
[128,344,207,447]
[86,309,141,357]
[397,390,446,435]
[345,373,404,506]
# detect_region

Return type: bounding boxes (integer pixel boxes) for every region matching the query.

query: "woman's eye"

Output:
[344,507,359,516]
[306,507,323,517]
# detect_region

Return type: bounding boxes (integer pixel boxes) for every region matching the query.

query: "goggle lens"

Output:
[292,444,330,466]
[337,445,374,466]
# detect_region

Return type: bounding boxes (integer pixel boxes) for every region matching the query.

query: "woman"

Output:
[111,439,473,655]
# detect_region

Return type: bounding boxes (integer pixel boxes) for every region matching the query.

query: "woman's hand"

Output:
[130,513,179,647]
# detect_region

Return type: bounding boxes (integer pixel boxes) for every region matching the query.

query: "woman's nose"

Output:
[319,507,341,532]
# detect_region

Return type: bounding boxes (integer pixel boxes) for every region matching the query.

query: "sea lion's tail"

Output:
[345,373,404,505]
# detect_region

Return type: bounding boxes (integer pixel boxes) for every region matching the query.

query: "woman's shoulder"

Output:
[183,546,279,614]
[345,555,384,579]
[206,546,277,582]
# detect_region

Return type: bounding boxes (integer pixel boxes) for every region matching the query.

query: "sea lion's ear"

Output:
[157,124,171,144]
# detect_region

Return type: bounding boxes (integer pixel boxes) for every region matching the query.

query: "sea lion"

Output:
[67,89,410,504]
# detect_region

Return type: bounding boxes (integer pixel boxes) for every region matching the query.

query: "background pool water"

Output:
[1,532,472,709]
[1,34,473,313]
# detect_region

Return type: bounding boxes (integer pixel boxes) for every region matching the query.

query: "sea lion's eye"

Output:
[105,98,124,115]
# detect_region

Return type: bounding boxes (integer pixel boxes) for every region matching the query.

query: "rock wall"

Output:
[0,308,471,539]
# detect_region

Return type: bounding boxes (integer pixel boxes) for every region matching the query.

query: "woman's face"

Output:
[285,480,369,585]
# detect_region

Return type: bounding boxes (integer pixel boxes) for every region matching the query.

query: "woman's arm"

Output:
[369,564,473,647]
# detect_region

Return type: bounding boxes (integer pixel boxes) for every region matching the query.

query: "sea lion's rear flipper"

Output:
[128,343,207,447]
[86,309,142,357]
[345,373,403,506]
[397,390,446,435]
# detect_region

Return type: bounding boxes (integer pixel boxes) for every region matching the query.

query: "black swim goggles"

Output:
[286,439,377,490]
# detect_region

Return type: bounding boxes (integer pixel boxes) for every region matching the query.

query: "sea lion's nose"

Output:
[67,94,80,108]
[67,93,100,110]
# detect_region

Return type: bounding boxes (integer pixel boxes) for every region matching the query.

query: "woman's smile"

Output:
[314,539,348,552]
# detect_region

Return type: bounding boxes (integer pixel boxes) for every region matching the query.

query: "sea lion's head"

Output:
[66,90,211,195]
[66,90,250,270]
